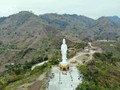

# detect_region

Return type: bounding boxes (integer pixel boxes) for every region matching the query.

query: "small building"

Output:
[59,64,69,71]
[84,47,89,52]
[68,48,76,52]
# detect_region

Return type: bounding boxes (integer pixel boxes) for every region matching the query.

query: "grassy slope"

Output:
[76,41,120,90]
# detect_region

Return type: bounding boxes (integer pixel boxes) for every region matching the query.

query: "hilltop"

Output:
[0,11,120,74]
[0,11,120,90]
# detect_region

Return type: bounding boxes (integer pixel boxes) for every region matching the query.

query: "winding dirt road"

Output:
[68,50,96,65]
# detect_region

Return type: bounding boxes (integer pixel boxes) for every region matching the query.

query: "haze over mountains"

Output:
[0,11,120,48]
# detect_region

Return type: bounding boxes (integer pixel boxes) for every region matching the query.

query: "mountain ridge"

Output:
[107,16,120,23]
[0,11,120,47]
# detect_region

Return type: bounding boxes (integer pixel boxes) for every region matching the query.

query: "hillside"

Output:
[40,13,96,39]
[108,16,120,23]
[0,11,62,48]
[0,11,120,89]
[40,13,120,40]
[0,11,120,73]
[0,11,120,47]
[77,41,120,90]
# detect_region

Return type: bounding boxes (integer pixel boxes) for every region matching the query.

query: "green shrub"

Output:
[68,51,76,58]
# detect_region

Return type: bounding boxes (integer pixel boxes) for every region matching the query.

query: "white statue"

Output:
[61,39,67,63]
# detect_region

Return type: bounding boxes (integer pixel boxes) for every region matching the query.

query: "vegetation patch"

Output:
[76,51,120,90]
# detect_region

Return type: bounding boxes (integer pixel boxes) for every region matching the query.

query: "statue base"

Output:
[59,61,69,71]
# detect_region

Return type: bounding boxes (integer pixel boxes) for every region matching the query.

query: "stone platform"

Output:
[46,66,82,90]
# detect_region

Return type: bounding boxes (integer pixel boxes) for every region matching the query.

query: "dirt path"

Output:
[29,81,42,90]
[68,50,96,65]
[31,61,48,70]
[37,73,46,81]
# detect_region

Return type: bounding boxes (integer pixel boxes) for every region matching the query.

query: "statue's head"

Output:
[63,39,66,44]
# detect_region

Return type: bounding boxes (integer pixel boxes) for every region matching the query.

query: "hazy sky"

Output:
[0,0,120,19]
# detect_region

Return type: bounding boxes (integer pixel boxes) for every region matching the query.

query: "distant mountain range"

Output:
[108,16,120,23]
[0,11,120,48]
[39,14,120,40]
